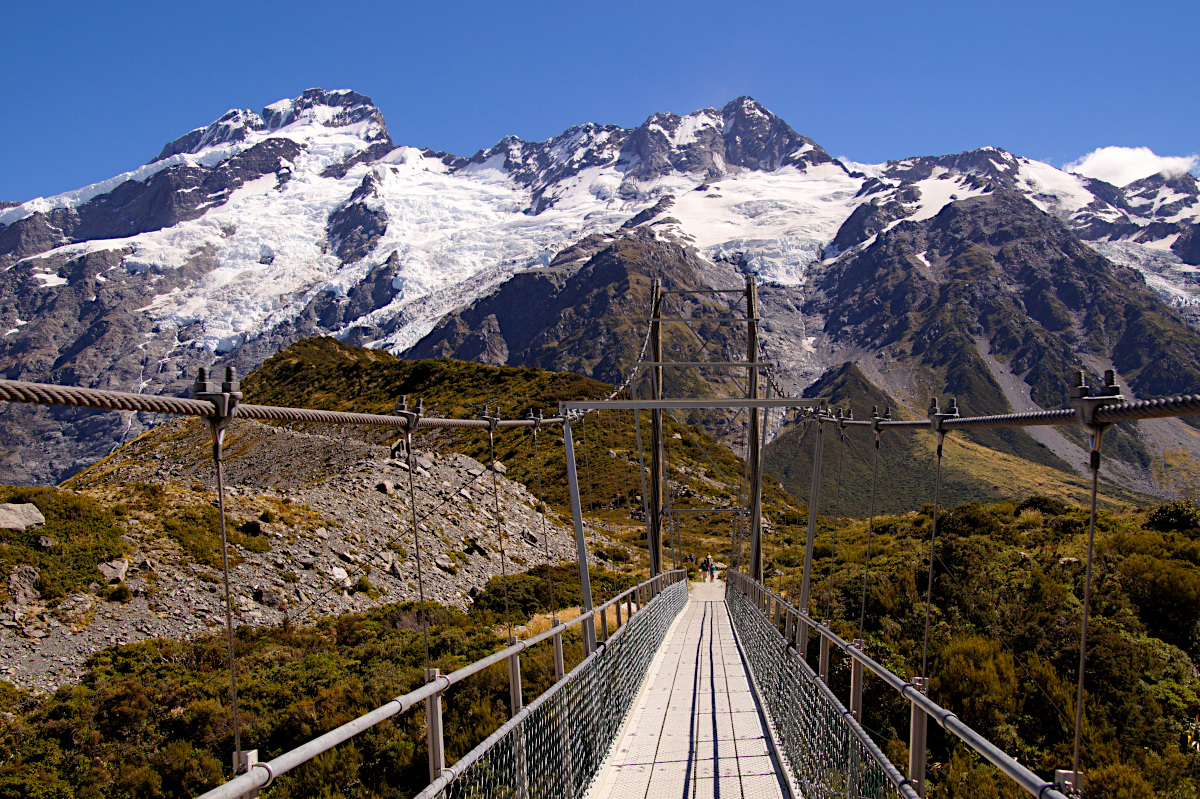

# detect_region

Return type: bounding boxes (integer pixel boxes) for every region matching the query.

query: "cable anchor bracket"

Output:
[1069,370,1123,466]
[193,367,242,458]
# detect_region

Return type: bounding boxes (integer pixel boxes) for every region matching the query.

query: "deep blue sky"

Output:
[2,0,1196,202]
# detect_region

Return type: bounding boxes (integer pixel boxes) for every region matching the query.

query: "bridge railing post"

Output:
[850,639,865,722]
[425,668,445,784]
[909,676,929,797]
[553,621,565,682]
[818,620,832,683]
[508,638,528,798]
[508,638,523,716]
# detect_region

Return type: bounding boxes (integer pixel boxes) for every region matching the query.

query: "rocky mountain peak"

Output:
[261,88,387,136]
[882,146,1019,187]
[154,88,390,164]
[153,108,268,163]
[719,96,832,172]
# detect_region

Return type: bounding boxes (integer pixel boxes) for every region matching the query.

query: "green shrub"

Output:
[1016,494,1071,517]
[0,486,124,602]
[106,582,133,603]
[1146,500,1200,534]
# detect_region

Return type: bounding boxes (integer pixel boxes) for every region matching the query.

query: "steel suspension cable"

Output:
[531,425,556,624]
[920,431,946,680]
[858,428,882,640]
[826,424,846,620]
[582,414,595,517]
[487,426,513,641]
[212,433,244,775]
[1073,441,1103,778]
[404,429,432,675]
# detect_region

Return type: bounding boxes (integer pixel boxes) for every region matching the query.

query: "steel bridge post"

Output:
[746,278,765,582]
[850,639,865,722]
[425,668,446,784]
[798,413,826,661]
[909,676,929,797]
[561,413,598,654]
[552,621,566,681]
[649,280,665,577]
[507,638,528,797]
[818,620,832,683]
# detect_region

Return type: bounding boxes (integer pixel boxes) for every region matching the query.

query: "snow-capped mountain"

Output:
[0,88,1197,484]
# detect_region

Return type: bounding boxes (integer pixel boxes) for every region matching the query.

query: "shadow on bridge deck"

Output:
[589,581,791,799]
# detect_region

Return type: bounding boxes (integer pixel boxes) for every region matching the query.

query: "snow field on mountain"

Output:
[1015,158,1096,215]
[666,163,864,284]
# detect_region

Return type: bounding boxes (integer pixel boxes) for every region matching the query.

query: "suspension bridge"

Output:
[3,278,1199,798]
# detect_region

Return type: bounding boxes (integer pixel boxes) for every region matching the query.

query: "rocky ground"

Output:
[1,418,627,694]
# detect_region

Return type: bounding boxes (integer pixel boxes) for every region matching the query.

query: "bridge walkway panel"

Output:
[589,581,790,799]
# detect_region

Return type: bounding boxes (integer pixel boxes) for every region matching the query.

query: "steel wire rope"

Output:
[1073,441,1103,778]
[858,427,882,642]
[531,424,557,624]
[921,431,946,681]
[403,429,433,675]
[735,416,752,570]
[826,424,846,621]
[487,425,514,642]
[212,434,244,775]
[580,413,605,629]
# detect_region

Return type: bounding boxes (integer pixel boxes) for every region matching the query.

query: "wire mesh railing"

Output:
[198,571,688,799]
[726,572,1070,799]
[416,577,689,799]
[726,578,919,799]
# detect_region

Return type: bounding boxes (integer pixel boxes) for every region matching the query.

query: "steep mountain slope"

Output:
[1,88,1198,486]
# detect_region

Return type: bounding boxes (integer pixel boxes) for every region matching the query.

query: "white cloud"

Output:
[1064,146,1199,186]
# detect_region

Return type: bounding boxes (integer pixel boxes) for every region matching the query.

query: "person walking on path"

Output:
[702,553,713,582]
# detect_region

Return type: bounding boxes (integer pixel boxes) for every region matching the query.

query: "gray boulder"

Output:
[97,559,129,584]
[0,503,45,531]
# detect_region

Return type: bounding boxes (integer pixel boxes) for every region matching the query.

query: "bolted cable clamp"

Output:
[193,367,242,458]
[1070,370,1123,468]
[193,366,242,420]
[928,396,959,435]
[527,408,543,432]
[393,394,423,430]
[870,405,891,444]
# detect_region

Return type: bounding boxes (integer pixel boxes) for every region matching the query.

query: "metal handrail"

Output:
[196,569,687,799]
[726,580,919,799]
[727,572,1069,799]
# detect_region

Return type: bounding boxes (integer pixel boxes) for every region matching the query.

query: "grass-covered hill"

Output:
[239,336,800,548]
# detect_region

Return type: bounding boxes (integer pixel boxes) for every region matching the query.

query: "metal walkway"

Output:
[589,581,790,799]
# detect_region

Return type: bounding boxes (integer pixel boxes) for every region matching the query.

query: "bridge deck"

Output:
[589,581,790,799]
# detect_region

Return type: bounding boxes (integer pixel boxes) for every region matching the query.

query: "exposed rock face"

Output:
[0,503,45,531]
[830,186,921,252]
[407,226,744,384]
[0,139,304,267]
[466,96,842,213]
[7,565,39,605]
[327,172,388,263]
